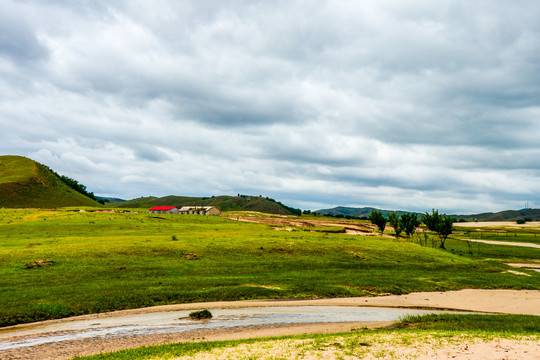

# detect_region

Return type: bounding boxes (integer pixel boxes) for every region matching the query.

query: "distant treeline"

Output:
[312,211,368,220]
[43,165,103,204]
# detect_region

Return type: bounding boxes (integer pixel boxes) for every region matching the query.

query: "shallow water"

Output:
[0,306,462,351]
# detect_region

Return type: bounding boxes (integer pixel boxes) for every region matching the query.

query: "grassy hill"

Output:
[0,155,102,208]
[111,194,301,215]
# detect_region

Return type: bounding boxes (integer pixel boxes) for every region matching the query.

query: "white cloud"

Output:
[1,0,540,213]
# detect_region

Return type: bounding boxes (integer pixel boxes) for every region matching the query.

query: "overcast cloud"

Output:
[1,0,539,213]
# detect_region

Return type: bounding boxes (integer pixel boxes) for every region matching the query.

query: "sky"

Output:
[1,1,539,214]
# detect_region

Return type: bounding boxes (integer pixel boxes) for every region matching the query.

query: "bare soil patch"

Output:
[224,213,380,235]
[22,259,54,269]
[170,334,540,360]
[507,262,540,273]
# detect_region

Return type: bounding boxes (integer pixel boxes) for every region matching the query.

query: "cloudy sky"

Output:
[1,0,539,213]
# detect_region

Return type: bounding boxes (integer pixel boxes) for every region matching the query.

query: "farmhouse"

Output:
[178,206,220,216]
[148,206,178,214]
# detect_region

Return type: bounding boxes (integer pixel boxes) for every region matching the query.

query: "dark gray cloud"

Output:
[0,7,48,63]
[1,0,540,213]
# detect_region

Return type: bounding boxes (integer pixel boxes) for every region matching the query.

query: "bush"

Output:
[189,309,212,320]
[516,219,526,224]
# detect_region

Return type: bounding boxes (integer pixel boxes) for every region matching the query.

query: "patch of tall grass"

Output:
[396,313,540,333]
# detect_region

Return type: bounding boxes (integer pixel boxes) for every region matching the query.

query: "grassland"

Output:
[0,209,539,328]
[74,314,540,360]
[452,225,540,245]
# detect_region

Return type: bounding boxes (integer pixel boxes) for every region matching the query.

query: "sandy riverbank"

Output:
[0,289,538,359]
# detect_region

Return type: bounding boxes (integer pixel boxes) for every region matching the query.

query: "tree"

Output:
[369,210,387,235]
[437,216,454,249]
[401,212,420,238]
[421,209,441,233]
[387,211,402,238]
[420,209,454,249]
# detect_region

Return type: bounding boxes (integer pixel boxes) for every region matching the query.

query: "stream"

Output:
[0,306,466,351]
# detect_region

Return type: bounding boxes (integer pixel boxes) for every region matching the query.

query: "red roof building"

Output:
[149,206,178,214]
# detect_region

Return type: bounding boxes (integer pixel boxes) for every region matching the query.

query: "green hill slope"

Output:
[111,194,301,215]
[0,155,102,208]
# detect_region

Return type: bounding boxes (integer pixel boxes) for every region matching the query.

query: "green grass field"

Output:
[0,209,538,327]
[453,226,540,245]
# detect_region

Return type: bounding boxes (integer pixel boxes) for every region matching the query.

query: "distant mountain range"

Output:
[453,208,540,222]
[315,206,540,222]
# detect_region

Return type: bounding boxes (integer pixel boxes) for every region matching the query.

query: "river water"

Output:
[0,306,465,351]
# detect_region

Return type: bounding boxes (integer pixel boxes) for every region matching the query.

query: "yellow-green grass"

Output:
[0,155,101,208]
[0,209,538,327]
[0,155,39,184]
[403,234,540,260]
[73,314,540,360]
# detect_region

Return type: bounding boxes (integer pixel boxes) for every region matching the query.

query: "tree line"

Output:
[369,209,454,249]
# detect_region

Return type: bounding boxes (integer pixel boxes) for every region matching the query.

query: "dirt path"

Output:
[460,238,540,248]
[454,221,540,228]
[0,290,538,360]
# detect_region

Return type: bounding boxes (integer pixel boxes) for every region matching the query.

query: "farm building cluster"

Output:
[148,206,220,216]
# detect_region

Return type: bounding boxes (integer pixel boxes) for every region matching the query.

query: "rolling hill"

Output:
[110,194,302,215]
[0,155,102,208]
[455,208,540,221]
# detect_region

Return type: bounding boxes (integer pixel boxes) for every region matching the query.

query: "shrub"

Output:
[189,309,212,320]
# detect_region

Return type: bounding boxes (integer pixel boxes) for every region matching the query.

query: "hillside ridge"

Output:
[111,194,301,215]
[0,155,101,208]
